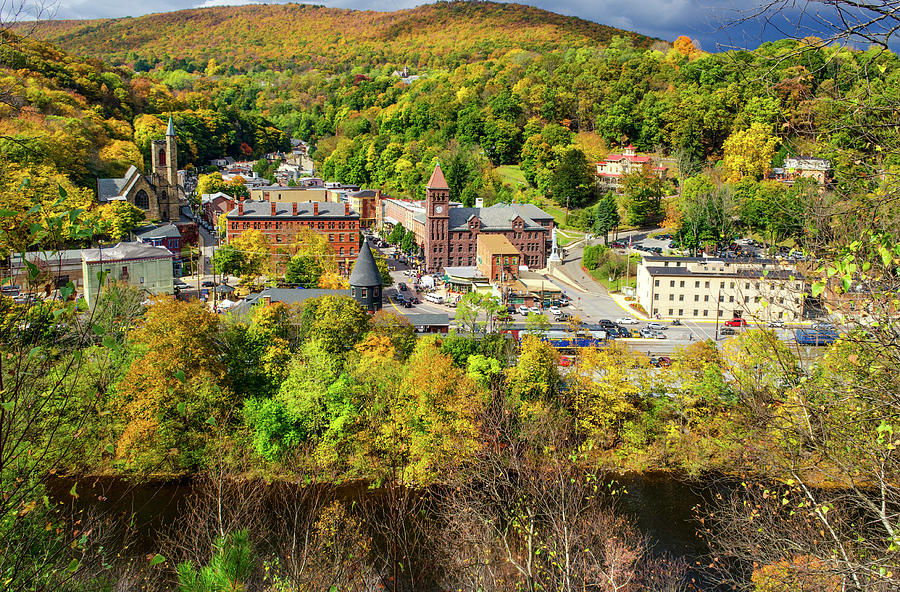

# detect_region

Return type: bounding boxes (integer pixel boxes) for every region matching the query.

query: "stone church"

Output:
[97,117,182,221]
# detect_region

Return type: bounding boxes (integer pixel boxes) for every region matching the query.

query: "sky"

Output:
[26,0,900,52]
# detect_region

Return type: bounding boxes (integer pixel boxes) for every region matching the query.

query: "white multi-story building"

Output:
[635,255,805,322]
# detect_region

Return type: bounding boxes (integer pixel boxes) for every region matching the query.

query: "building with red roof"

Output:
[595,145,667,193]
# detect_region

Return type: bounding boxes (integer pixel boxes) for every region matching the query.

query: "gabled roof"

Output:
[133,223,182,240]
[81,242,174,264]
[349,238,382,287]
[97,166,141,201]
[447,203,552,232]
[426,163,448,189]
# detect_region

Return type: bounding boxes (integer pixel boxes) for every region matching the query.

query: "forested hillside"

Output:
[29,2,657,72]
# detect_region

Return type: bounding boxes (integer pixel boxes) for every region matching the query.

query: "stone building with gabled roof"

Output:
[96,117,182,222]
[422,163,554,273]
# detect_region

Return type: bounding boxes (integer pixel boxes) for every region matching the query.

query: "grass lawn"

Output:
[495,165,527,186]
[586,267,637,292]
[557,229,585,246]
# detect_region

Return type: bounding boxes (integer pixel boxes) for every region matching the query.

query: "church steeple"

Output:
[166,116,175,136]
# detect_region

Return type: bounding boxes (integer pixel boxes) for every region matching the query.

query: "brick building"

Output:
[423,163,554,273]
[476,235,521,282]
[226,200,361,273]
[595,145,667,193]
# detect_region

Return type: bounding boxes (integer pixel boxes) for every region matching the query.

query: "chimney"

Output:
[344,203,350,215]
[292,202,298,216]
[271,202,276,216]
[313,202,319,215]
[238,201,244,216]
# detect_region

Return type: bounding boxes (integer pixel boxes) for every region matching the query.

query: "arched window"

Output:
[158,148,166,166]
[134,189,150,210]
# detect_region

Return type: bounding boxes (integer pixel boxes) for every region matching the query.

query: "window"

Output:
[340,247,344,255]
[695,281,700,288]
[361,287,368,298]
[693,295,698,301]
[730,282,734,289]
[729,296,734,302]
[669,294,674,301]
[135,190,150,210]
[654,294,659,300]
[744,296,749,303]
[704,295,709,302]
[720,281,725,288]
[654,279,660,287]
[705,281,710,288]
[703,310,708,317]
[668,309,673,315]
[718,310,723,317]
[678,309,683,315]
[158,148,166,166]
[719,295,724,302]
[670,280,675,287]
[351,287,356,297]
[329,234,334,242]
[680,280,685,287]
[679,294,684,301]
[693,310,698,316]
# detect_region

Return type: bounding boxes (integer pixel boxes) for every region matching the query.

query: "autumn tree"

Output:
[722,122,779,182]
[507,335,559,404]
[114,297,231,473]
[99,200,145,241]
[230,229,271,285]
[297,295,369,353]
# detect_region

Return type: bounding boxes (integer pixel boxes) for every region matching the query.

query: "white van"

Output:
[425,293,444,304]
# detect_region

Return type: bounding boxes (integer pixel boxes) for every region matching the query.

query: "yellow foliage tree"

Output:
[506,335,559,403]
[114,297,230,472]
[672,35,701,59]
[722,123,780,182]
[568,342,642,448]
[231,229,271,286]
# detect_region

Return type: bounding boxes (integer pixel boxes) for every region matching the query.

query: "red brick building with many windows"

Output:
[423,163,555,273]
[226,200,361,272]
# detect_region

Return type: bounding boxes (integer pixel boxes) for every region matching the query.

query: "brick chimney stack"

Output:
[314,202,319,215]
[238,201,244,216]
[271,202,276,216]
[344,203,350,215]
[292,202,298,216]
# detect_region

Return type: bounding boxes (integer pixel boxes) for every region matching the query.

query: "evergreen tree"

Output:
[388,223,406,245]
[548,147,598,209]
[592,193,620,245]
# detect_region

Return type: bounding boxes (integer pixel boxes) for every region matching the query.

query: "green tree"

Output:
[297,296,369,353]
[548,147,598,209]
[455,292,505,334]
[400,231,416,254]
[213,243,245,277]
[524,311,551,337]
[592,193,620,244]
[621,163,664,226]
[388,223,406,245]
[285,254,324,287]
[99,201,146,241]
[177,529,255,592]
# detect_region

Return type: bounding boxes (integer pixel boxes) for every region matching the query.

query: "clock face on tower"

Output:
[435,205,444,213]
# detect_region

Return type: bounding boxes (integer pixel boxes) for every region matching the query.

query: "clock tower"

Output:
[425,161,450,272]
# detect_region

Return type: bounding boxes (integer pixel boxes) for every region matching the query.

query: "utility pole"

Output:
[714,286,722,341]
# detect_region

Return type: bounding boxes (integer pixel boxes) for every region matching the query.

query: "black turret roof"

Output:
[349,238,382,287]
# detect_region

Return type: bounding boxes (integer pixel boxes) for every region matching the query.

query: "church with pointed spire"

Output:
[421,162,556,273]
[97,116,183,222]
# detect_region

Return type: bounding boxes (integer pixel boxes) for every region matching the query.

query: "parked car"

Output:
[409,296,420,304]
[517,305,529,315]
[616,327,632,338]
[640,328,654,339]
[658,356,672,367]
[616,317,638,325]
[654,331,667,339]
[724,318,747,327]
[610,240,626,248]
[398,282,408,291]
[720,327,737,336]
[649,357,661,367]
[560,355,573,367]
[201,280,217,287]
[813,321,835,331]
[646,322,666,331]
[403,299,413,308]
[549,306,562,316]
[767,319,785,328]
[556,312,572,322]
[599,319,617,328]
[529,306,541,314]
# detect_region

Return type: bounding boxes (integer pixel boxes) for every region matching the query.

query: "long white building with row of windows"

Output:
[635,256,805,321]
